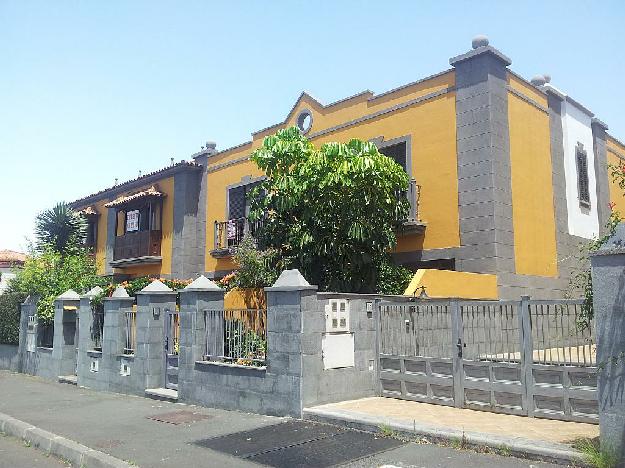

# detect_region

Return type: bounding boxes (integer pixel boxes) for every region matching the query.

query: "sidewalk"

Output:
[305,396,598,463]
[0,371,280,467]
[0,371,562,467]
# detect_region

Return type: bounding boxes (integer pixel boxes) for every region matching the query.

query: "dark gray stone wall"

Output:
[301,294,377,407]
[452,50,514,281]
[178,287,304,417]
[171,169,202,279]
[592,120,610,234]
[19,298,79,381]
[0,344,19,371]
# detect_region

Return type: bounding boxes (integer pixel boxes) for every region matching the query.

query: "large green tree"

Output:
[249,126,410,293]
[35,202,87,253]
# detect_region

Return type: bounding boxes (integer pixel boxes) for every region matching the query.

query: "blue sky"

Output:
[1,1,623,252]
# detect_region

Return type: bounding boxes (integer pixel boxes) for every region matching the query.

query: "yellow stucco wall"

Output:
[507,84,558,277]
[404,269,498,299]
[607,137,625,214]
[204,71,459,273]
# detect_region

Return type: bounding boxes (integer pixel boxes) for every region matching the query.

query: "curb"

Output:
[0,412,135,468]
[303,407,586,466]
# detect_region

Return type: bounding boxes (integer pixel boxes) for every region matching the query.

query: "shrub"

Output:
[0,292,27,345]
[375,256,413,295]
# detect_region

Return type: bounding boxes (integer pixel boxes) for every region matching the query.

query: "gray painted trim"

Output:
[72,163,202,208]
[565,95,595,118]
[223,175,267,220]
[307,87,453,140]
[371,135,413,178]
[506,86,549,114]
[206,155,252,174]
[200,87,454,165]
[205,87,454,175]
[296,108,313,134]
[608,146,625,160]
[449,45,512,67]
[368,68,454,102]
[591,117,609,131]
[592,124,610,233]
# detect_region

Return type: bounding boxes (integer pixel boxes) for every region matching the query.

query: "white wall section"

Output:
[561,97,599,239]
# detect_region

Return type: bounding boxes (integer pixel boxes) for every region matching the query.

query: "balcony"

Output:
[401,179,426,235]
[110,230,162,267]
[211,218,257,258]
[210,180,424,259]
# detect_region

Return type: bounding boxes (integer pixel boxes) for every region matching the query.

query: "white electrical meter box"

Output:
[90,360,99,373]
[325,299,350,332]
[322,333,355,369]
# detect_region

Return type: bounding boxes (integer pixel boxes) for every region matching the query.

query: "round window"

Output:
[296,110,313,134]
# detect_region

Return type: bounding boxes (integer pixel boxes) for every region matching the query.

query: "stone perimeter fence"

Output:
[2,213,625,461]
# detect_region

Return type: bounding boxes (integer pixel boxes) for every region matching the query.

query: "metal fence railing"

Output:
[123,310,137,355]
[379,298,595,368]
[529,300,595,366]
[37,321,54,348]
[379,301,453,359]
[91,306,105,351]
[204,309,267,366]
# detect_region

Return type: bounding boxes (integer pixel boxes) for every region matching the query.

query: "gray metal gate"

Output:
[376,298,598,423]
[164,310,180,390]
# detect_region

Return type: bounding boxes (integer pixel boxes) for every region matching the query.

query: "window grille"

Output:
[576,143,590,207]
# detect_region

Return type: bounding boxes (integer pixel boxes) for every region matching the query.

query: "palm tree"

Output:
[35,202,87,253]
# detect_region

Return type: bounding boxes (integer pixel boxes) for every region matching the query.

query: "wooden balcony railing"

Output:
[113,230,162,261]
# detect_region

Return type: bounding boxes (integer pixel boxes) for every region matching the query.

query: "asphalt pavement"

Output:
[0,432,68,468]
[0,371,563,467]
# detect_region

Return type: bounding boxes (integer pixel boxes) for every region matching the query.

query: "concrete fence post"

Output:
[518,295,534,417]
[265,269,318,417]
[135,280,176,390]
[53,290,81,378]
[178,276,224,401]
[77,286,103,386]
[102,287,134,390]
[18,295,37,373]
[590,222,625,461]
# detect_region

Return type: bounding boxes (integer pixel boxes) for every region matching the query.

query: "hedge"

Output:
[0,292,27,345]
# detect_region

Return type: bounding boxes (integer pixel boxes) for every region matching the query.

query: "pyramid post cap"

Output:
[265,269,318,292]
[137,279,174,294]
[182,275,222,291]
[56,289,80,301]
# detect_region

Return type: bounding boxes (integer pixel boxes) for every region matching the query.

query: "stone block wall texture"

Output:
[590,228,625,461]
[19,298,79,381]
[301,294,377,407]
[0,344,19,371]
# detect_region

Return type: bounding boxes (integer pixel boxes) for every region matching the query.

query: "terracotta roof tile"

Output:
[0,250,27,264]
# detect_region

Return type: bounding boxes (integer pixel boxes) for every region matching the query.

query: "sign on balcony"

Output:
[227,219,236,240]
[126,210,140,232]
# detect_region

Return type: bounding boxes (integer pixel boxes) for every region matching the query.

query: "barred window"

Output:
[576,143,590,207]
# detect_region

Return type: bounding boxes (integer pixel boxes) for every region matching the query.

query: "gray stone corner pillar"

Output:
[76,286,104,382]
[449,37,515,279]
[590,222,625,462]
[53,290,81,377]
[135,280,177,390]
[264,269,318,417]
[592,117,610,232]
[178,276,225,399]
[102,288,135,384]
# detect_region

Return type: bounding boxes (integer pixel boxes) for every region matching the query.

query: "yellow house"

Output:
[72,36,625,300]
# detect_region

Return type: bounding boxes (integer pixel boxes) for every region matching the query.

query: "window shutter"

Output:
[380,142,408,173]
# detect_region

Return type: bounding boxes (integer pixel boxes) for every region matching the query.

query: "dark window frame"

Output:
[575,142,591,208]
